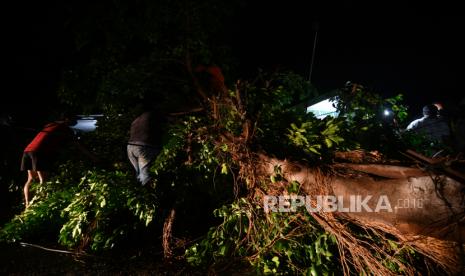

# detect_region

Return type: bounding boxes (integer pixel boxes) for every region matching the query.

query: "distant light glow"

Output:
[71,115,102,133]
[306,99,339,119]
[71,119,97,132]
[383,109,391,116]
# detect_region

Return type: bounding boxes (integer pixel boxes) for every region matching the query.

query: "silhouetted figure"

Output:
[406,104,450,144]
[127,109,165,186]
[194,65,227,98]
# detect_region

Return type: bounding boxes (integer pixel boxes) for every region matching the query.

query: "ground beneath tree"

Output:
[0,242,252,275]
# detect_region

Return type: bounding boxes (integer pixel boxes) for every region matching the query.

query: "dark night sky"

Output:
[232,1,464,115]
[2,1,464,123]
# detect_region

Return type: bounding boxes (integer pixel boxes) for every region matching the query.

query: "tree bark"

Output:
[259,154,465,243]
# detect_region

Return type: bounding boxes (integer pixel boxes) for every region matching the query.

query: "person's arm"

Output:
[65,125,99,163]
[406,119,418,130]
[73,141,100,163]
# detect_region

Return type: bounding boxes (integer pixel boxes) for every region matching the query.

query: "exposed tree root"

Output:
[254,153,465,274]
[163,208,176,260]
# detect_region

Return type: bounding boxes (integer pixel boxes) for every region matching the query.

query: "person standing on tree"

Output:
[194,64,227,98]
[21,113,97,208]
[127,106,165,186]
[405,104,451,156]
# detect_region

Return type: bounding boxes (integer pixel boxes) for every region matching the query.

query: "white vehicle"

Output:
[71,115,103,134]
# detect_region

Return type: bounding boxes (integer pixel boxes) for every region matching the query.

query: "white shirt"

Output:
[406,116,450,142]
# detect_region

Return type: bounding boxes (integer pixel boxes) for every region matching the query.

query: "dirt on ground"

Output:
[0,242,191,275]
[0,242,254,275]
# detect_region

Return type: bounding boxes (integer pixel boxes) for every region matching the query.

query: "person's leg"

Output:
[127,145,140,177]
[23,170,37,208]
[37,171,46,184]
[138,147,159,186]
[22,152,37,208]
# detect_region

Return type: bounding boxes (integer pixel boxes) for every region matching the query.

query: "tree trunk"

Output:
[259,155,465,243]
[162,208,176,259]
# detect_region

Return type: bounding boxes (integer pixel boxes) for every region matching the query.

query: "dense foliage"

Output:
[179,77,437,275]
[2,71,451,275]
[2,1,461,274]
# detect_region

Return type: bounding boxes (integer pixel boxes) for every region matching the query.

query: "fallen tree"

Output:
[255,153,464,272]
[183,73,465,275]
[2,71,464,275]
[259,155,465,242]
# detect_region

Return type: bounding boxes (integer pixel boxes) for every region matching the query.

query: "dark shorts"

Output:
[21,151,51,172]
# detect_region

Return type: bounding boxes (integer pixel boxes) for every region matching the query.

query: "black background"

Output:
[2,1,464,123]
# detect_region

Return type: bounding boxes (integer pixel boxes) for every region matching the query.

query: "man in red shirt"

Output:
[21,115,95,207]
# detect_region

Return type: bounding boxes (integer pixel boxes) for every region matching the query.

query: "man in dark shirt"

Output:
[127,110,164,186]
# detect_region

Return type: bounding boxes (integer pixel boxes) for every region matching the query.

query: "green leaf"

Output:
[221,163,228,175]
[218,244,228,256]
[308,147,321,155]
[324,138,333,148]
[100,197,106,208]
[271,256,280,267]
